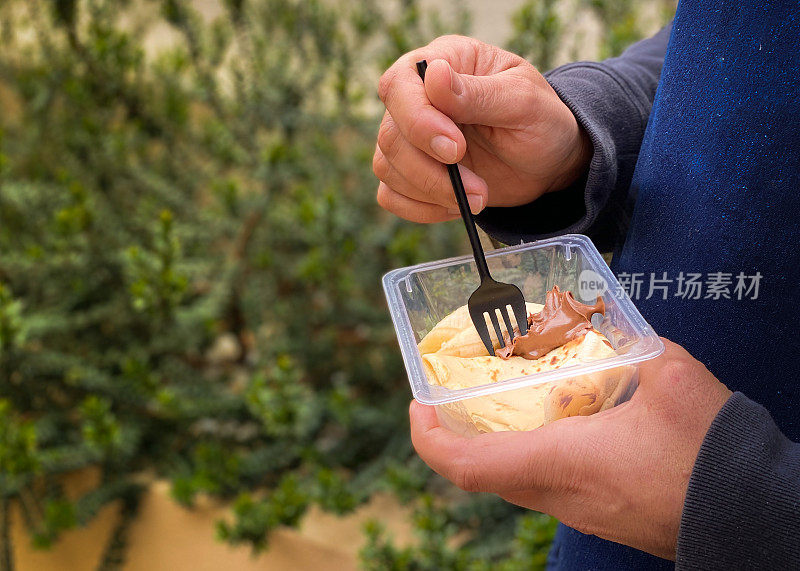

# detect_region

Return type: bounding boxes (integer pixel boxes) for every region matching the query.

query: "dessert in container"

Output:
[382,234,664,436]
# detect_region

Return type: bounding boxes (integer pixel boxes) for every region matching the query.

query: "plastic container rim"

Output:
[382,234,665,406]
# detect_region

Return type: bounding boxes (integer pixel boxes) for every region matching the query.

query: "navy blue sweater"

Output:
[477,1,800,569]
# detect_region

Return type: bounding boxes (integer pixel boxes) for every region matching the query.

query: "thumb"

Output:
[423,58,536,128]
[409,399,567,494]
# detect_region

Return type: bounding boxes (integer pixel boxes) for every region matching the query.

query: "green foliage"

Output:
[124,210,189,318]
[500,512,560,569]
[360,495,557,570]
[216,474,311,551]
[582,0,675,59]
[0,401,39,491]
[508,0,675,66]
[245,357,318,440]
[170,441,243,506]
[506,0,561,69]
[80,396,123,455]
[33,499,77,548]
[382,457,429,503]
[584,0,642,58]
[313,467,358,514]
[0,0,467,566]
[0,284,26,353]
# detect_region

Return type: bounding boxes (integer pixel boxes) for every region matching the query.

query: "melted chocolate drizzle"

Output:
[496,286,605,360]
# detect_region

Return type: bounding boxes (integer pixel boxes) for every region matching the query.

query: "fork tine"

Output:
[500,305,515,342]
[489,310,505,348]
[470,309,495,356]
[512,300,528,336]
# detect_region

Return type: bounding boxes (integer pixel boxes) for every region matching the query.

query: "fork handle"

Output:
[416,60,492,283]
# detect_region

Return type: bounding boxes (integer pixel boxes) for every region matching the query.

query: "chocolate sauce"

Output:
[496,285,605,360]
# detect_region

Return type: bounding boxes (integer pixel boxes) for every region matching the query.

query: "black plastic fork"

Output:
[416,59,528,355]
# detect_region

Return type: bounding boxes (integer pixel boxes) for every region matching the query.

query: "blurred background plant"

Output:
[0,0,672,569]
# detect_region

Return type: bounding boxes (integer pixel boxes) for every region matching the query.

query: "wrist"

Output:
[548,120,593,193]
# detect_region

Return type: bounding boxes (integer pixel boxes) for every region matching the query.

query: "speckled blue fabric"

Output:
[616,1,800,445]
[477,1,800,569]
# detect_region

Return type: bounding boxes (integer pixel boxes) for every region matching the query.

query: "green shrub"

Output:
[0,0,465,565]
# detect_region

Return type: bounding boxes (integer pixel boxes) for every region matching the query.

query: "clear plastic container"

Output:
[382,234,664,436]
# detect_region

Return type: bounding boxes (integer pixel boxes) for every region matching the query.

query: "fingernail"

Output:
[430,135,458,163]
[449,68,463,95]
[467,194,485,214]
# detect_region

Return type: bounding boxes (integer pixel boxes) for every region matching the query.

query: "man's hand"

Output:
[409,339,732,560]
[373,35,592,223]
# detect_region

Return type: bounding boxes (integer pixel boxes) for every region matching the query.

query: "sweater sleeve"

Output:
[676,392,800,569]
[475,23,673,252]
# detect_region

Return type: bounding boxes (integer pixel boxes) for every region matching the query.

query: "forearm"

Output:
[677,392,800,569]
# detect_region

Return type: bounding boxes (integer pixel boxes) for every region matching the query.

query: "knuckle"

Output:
[376,120,401,159]
[430,34,474,50]
[661,359,693,387]
[375,185,391,209]
[471,82,495,108]
[414,207,444,225]
[419,169,442,199]
[372,149,388,179]
[451,455,483,493]
[430,33,460,45]
[377,69,396,103]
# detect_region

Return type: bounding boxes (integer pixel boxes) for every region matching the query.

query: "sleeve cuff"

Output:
[676,392,800,569]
